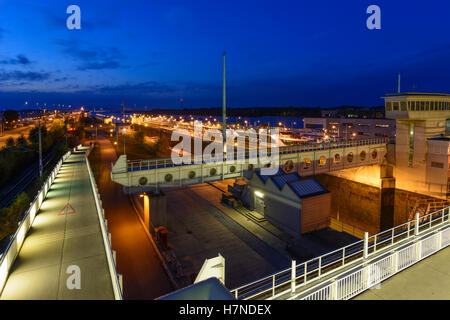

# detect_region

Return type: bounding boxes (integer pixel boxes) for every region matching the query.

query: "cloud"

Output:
[0,55,32,65]
[54,39,128,71]
[94,81,177,96]
[0,70,50,82]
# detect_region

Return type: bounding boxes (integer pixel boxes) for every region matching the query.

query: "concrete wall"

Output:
[315,174,382,234]
[301,193,331,233]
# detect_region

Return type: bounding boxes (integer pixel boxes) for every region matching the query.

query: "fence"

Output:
[328,217,367,239]
[231,206,450,300]
[85,146,123,300]
[0,147,72,294]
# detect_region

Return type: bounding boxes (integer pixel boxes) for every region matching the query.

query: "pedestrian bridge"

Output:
[0,146,122,299]
[230,206,450,300]
[111,138,388,190]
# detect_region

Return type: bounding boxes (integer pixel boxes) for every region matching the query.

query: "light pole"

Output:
[123,128,126,155]
[38,118,42,177]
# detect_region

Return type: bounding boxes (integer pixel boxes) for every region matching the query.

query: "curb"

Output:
[128,194,180,290]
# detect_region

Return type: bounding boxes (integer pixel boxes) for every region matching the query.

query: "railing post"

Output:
[291,260,296,294]
[331,279,338,300]
[415,212,420,236]
[364,264,371,289]
[363,232,369,259]
[416,240,422,261]
[392,251,398,274]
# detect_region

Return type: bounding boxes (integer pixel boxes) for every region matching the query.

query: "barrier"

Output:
[232,206,450,300]
[85,146,123,300]
[0,149,72,294]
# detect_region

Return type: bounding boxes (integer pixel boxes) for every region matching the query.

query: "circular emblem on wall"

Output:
[139,177,148,185]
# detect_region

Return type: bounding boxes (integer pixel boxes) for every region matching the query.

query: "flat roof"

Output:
[383,92,450,98]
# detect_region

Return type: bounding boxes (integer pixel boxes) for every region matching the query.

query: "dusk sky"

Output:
[0,0,449,110]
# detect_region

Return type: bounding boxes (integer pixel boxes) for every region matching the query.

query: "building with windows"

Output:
[302,117,396,140]
[383,92,450,199]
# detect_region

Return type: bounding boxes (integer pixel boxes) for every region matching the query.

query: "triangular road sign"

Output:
[58,202,76,216]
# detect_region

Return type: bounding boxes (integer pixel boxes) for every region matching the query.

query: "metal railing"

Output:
[85,147,123,300]
[0,148,72,295]
[231,205,450,300]
[125,137,389,172]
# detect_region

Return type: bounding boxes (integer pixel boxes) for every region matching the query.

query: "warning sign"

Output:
[58,202,76,216]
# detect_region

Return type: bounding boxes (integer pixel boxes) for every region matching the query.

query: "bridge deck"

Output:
[0,149,115,300]
[355,244,450,300]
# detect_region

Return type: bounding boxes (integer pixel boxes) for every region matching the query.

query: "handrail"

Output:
[0,149,72,295]
[124,137,389,170]
[231,205,450,300]
[85,147,123,300]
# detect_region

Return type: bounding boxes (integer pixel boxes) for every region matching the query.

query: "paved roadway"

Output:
[94,135,174,299]
[1,148,115,299]
[355,245,450,300]
[0,125,33,148]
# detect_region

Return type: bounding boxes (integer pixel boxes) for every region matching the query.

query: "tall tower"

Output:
[398,72,401,93]
[222,52,227,149]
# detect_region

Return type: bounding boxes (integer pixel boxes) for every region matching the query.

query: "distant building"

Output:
[239,170,331,235]
[383,92,450,199]
[302,117,396,140]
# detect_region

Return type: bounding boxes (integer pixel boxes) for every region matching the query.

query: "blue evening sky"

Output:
[0,0,449,109]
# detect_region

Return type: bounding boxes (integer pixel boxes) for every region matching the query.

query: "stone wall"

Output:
[315,174,381,235]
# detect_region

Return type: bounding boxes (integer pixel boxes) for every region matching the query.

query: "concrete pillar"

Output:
[143,193,150,229]
[142,191,167,230]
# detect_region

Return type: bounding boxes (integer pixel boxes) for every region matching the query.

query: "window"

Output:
[409,123,414,167]
[303,158,311,169]
[375,133,388,137]
[347,153,354,163]
[319,156,327,167]
[410,101,415,111]
[375,124,389,128]
[386,102,392,111]
[431,162,444,169]
[334,154,341,163]
[360,151,367,161]
[400,102,407,111]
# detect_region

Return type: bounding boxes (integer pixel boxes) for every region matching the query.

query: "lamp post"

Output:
[38,118,42,178]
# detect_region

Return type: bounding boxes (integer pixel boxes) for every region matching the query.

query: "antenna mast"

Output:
[222,52,227,150]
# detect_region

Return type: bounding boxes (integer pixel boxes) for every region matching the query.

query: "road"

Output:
[0,125,33,148]
[94,135,174,299]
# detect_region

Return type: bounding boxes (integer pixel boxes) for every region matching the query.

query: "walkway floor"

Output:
[0,148,115,300]
[355,245,450,300]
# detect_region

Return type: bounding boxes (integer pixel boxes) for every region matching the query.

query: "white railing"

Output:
[85,147,123,300]
[126,138,389,171]
[293,225,450,300]
[231,206,450,300]
[0,148,72,294]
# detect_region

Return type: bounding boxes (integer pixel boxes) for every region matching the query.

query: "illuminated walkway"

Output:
[0,149,115,299]
[354,245,450,300]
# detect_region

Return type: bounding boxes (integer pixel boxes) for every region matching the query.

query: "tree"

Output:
[5,137,15,148]
[16,134,27,148]
[28,125,48,147]
[2,110,19,123]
